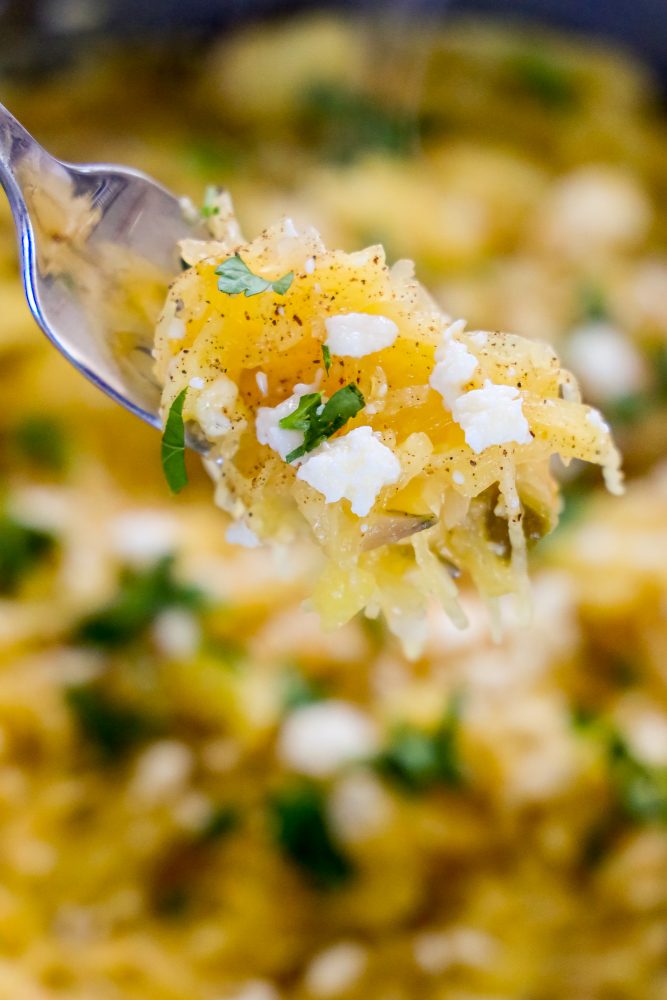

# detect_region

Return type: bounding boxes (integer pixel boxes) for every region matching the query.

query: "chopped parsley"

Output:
[198,804,240,844]
[608,732,667,824]
[0,514,56,594]
[270,784,353,889]
[215,254,294,298]
[161,389,189,494]
[73,556,204,649]
[200,184,221,218]
[506,51,578,110]
[279,383,365,463]
[281,666,327,712]
[13,415,69,472]
[322,343,332,373]
[65,684,158,761]
[301,82,421,161]
[375,697,464,793]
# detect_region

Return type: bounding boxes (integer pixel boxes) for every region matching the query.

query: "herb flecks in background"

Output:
[216,254,294,297]
[73,556,204,649]
[375,697,465,793]
[162,389,189,494]
[0,515,56,594]
[280,384,365,463]
[65,684,159,762]
[13,415,69,472]
[270,783,353,889]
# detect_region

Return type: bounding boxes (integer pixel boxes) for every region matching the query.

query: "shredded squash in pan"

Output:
[154,197,621,649]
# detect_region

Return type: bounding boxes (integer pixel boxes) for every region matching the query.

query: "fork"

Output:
[0,101,435,548]
[0,100,193,430]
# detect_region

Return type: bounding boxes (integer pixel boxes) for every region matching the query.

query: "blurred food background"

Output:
[0,2,667,998]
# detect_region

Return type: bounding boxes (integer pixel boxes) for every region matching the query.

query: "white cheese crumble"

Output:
[167,317,185,341]
[586,408,610,433]
[304,256,316,274]
[305,942,367,998]
[452,380,532,454]
[110,510,180,566]
[152,609,201,659]
[189,376,204,390]
[566,320,646,401]
[296,426,401,517]
[226,520,261,549]
[255,384,314,461]
[193,375,238,439]
[324,312,398,358]
[430,337,478,409]
[130,741,193,804]
[277,700,379,777]
[468,330,488,348]
[255,371,268,397]
[452,471,465,485]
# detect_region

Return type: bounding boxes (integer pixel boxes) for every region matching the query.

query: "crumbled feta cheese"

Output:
[305,942,367,997]
[226,520,261,548]
[304,256,316,274]
[194,375,238,439]
[328,772,392,843]
[130,741,194,804]
[278,700,379,776]
[468,330,488,348]
[256,385,314,460]
[296,426,401,517]
[223,982,280,1000]
[430,338,478,409]
[255,371,268,397]
[452,379,532,453]
[167,317,185,341]
[282,217,299,238]
[276,305,285,316]
[189,376,205,390]
[152,609,201,659]
[413,928,497,974]
[452,471,465,485]
[325,312,398,358]
[567,321,646,401]
[586,408,610,433]
[110,510,180,566]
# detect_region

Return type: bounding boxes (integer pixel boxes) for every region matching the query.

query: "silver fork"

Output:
[0,101,435,548]
[0,100,193,430]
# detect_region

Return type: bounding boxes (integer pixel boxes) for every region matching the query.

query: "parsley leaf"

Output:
[73,556,204,649]
[322,344,332,373]
[215,254,294,298]
[0,515,56,594]
[65,684,159,762]
[608,732,667,824]
[161,389,189,494]
[13,415,69,472]
[200,184,221,218]
[270,783,353,889]
[506,51,578,110]
[375,697,464,793]
[280,384,365,463]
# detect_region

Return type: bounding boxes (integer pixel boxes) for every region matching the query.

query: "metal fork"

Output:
[0,100,193,430]
[0,101,435,548]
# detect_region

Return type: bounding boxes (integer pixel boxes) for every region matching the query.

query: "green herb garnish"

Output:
[322,344,331,373]
[507,51,578,110]
[280,383,365,463]
[198,805,240,844]
[200,184,221,218]
[375,697,464,793]
[608,732,667,824]
[73,556,204,649]
[13,415,69,472]
[0,515,55,593]
[161,389,189,494]
[215,254,294,298]
[281,666,327,712]
[65,684,158,761]
[270,784,353,889]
